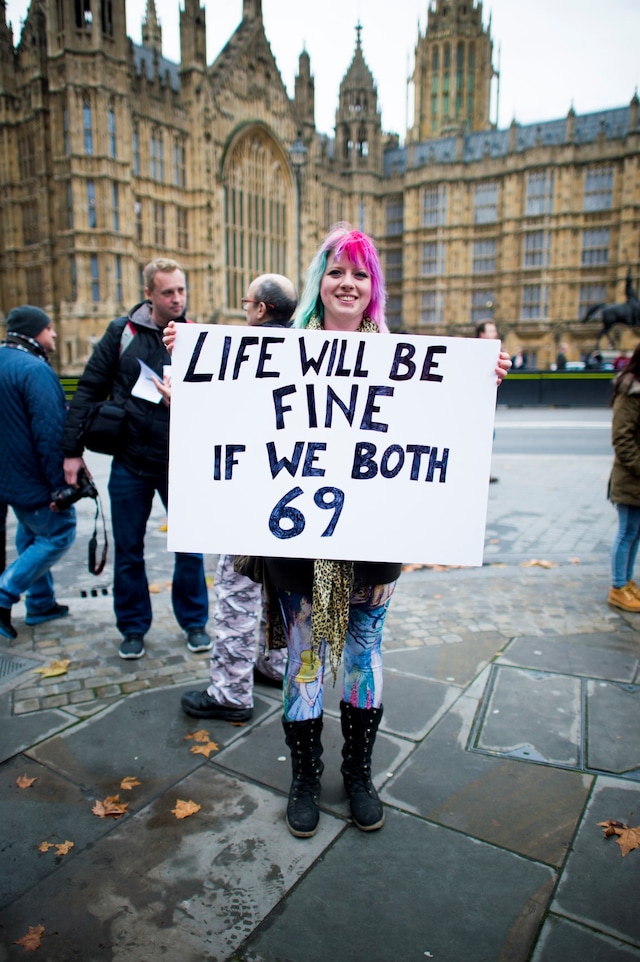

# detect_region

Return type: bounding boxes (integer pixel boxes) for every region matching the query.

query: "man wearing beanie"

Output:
[0,306,76,640]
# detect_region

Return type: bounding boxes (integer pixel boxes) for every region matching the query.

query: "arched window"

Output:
[224,130,289,310]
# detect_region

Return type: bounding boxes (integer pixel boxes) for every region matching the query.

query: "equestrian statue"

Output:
[582,269,640,347]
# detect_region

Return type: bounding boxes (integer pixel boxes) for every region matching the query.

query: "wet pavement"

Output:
[0,413,639,961]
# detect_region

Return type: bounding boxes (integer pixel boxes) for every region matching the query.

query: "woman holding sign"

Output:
[265,224,510,838]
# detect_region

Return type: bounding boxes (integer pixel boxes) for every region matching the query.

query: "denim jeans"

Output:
[611,503,640,588]
[108,460,208,637]
[0,503,76,612]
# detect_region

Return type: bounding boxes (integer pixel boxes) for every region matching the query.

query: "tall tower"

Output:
[141,0,162,56]
[409,0,494,142]
[334,23,381,174]
[294,48,315,141]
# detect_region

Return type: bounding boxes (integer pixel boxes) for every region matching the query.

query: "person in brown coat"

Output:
[608,341,640,612]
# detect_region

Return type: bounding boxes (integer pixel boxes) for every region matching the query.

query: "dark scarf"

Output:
[1,332,50,364]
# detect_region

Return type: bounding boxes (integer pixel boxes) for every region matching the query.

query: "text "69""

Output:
[269,486,345,540]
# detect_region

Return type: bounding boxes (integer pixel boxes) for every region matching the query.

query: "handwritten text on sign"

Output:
[167,326,499,566]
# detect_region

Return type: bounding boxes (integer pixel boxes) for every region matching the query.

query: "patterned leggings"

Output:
[277,582,396,722]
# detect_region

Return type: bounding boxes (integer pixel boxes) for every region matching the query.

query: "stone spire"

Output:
[334,22,381,172]
[142,0,162,55]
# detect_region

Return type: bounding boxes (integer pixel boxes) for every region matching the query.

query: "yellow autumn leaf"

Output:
[189,740,218,757]
[520,559,558,568]
[148,583,163,594]
[55,840,74,856]
[184,729,212,743]
[38,841,54,852]
[120,776,141,791]
[14,924,45,950]
[33,659,71,678]
[172,799,201,819]
[92,794,128,818]
[17,774,37,789]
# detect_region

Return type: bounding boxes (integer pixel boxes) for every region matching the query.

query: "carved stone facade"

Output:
[0,0,638,374]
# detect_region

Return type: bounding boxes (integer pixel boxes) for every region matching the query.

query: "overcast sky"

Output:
[5,0,639,138]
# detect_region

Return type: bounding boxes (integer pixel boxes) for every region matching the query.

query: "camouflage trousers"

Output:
[206,554,286,709]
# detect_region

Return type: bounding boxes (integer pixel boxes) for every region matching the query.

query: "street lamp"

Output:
[289,132,308,294]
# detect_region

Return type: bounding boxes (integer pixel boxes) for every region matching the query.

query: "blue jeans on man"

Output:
[108,460,209,641]
[0,503,76,619]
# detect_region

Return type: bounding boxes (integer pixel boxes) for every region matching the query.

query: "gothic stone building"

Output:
[0,0,638,374]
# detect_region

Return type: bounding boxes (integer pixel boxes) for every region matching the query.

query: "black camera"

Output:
[51,468,98,511]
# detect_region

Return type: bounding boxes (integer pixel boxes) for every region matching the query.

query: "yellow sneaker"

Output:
[608,585,640,612]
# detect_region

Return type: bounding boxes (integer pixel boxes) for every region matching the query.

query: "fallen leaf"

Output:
[172,799,201,819]
[92,794,129,818]
[17,774,37,789]
[55,840,74,856]
[598,820,640,856]
[120,776,141,791]
[38,841,54,852]
[185,729,212,743]
[14,925,45,950]
[158,523,168,532]
[520,559,558,568]
[189,740,218,757]
[32,659,71,678]
[568,557,581,565]
[148,583,162,594]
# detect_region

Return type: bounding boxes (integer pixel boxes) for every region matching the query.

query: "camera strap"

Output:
[88,493,108,576]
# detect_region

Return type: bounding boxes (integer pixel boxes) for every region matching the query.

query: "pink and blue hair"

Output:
[293,222,388,332]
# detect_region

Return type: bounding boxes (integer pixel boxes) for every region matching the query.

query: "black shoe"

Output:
[0,607,17,640]
[181,689,253,721]
[253,667,284,690]
[186,629,213,653]
[25,603,70,626]
[119,634,145,660]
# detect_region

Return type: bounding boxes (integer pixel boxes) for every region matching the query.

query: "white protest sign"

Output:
[167,325,499,566]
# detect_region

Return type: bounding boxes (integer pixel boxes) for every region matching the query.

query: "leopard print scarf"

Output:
[306,312,378,678]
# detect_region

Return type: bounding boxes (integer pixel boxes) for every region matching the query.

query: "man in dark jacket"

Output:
[62,259,210,660]
[0,306,76,639]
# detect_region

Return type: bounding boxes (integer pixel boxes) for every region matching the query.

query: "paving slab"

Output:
[499,632,640,682]
[235,807,556,962]
[0,766,343,961]
[0,691,76,765]
[586,681,640,776]
[550,777,640,947]
[383,629,509,686]
[475,665,582,767]
[25,685,279,804]
[382,692,592,866]
[531,916,640,962]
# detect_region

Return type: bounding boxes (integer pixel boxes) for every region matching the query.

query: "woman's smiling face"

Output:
[319,251,372,331]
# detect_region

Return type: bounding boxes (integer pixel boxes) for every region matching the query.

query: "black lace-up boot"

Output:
[340,700,385,831]
[282,715,324,837]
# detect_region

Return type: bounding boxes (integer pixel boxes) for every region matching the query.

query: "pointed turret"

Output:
[334,23,381,173]
[243,0,262,20]
[180,0,206,71]
[0,0,17,96]
[294,48,315,140]
[142,0,162,56]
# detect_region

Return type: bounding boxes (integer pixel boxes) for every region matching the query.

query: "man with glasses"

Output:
[181,273,297,721]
